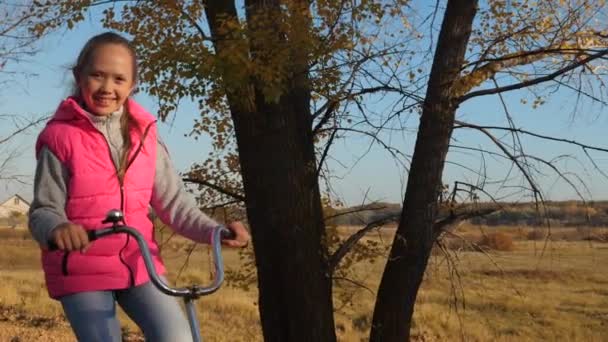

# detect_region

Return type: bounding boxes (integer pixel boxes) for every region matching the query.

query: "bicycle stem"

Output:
[93,224,231,342]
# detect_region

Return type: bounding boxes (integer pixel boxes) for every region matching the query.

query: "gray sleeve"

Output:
[28,146,70,247]
[150,139,219,244]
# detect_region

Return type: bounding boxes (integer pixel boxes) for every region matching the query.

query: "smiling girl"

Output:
[28,32,250,342]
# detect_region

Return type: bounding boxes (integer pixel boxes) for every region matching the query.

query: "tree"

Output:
[1,1,50,185]
[370,2,478,339]
[28,0,386,340]
[1,1,39,76]
[27,0,608,341]
[372,0,608,340]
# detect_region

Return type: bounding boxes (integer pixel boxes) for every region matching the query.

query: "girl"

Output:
[28,31,250,342]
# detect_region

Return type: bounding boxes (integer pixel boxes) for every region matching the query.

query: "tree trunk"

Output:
[370,1,478,341]
[205,1,337,341]
[234,79,336,342]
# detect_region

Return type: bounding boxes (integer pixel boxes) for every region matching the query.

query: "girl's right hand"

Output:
[50,223,90,252]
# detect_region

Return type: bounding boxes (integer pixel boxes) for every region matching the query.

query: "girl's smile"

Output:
[76,43,135,116]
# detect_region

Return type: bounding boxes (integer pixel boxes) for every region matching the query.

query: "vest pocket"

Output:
[61,251,70,276]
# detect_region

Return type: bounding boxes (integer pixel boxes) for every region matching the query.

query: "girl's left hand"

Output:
[222,221,250,248]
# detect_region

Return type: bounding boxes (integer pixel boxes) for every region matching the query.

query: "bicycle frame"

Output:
[51,209,232,342]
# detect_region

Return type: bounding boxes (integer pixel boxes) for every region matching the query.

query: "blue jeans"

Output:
[59,279,193,342]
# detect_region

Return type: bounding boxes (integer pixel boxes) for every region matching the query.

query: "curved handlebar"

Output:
[49,225,234,298]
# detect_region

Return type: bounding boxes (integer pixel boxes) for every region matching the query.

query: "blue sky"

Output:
[1,4,607,206]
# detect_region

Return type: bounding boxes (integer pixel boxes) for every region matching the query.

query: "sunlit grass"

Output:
[1,225,607,341]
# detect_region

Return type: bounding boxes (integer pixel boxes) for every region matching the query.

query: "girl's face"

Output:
[77,43,135,116]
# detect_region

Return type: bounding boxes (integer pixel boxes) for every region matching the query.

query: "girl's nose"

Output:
[99,78,112,92]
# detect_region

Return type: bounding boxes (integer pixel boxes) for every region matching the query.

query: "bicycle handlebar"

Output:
[49,224,235,298]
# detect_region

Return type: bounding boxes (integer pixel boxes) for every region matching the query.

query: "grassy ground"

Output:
[0,225,607,341]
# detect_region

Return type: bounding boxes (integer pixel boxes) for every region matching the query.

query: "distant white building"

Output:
[0,194,30,218]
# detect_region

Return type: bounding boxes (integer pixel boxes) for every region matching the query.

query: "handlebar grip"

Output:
[48,230,99,251]
[220,227,237,240]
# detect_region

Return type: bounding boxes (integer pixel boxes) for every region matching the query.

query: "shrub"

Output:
[526,229,546,241]
[0,228,32,240]
[478,232,514,251]
[436,237,483,252]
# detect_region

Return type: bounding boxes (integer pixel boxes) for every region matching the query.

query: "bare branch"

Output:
[453,121,608,153]
[324,204,388,222]
[177,7,213,42]
[459,48,608,102]
[199,199,241,211]
[315,127,337,180]
[332,276,375,296]
[433,207,498,237]
[454,120,544,203]
[328,214,399,273]
[0,115,48,145]
[182,177,245,202]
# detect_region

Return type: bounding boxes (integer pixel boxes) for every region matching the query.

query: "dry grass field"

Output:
[0,224,607,341]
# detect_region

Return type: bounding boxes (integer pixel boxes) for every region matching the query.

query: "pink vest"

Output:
[36,97,166,299]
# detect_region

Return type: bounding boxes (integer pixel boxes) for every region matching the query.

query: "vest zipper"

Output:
[95,128,135,287]
[125,122,154,170]
[61,251,70,276]
[118,184,133,287]
[118,122,155,287]
[98,120,156,288]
